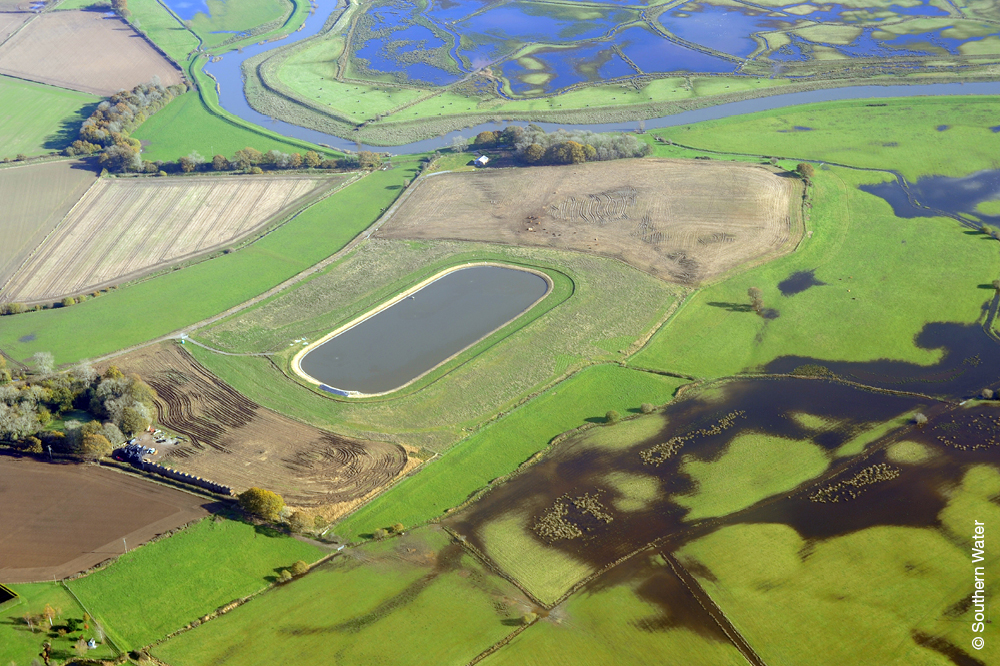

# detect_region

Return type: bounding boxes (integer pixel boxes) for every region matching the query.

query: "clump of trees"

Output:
[0,362,155,456]
[238,487,285,521]
[159,147,383,176]
[464,125,651,166]
[65,78,186,172]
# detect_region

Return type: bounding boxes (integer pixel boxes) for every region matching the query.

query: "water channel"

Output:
[295,265,550,395]
[202,0,1000,154]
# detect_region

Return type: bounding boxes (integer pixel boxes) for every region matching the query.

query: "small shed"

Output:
[474,155,489,167]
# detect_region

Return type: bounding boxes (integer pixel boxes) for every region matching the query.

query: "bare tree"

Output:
[31,352,54,375]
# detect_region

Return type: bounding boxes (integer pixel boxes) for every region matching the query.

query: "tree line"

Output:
[461,124,651,165]
[169,146,383,175]
[0,360,156,459]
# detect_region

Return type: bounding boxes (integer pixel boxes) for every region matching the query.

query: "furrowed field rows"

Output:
[0,160,96,289]
[1,174,340,303]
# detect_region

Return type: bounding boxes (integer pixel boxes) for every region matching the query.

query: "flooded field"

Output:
[295,265,550,395]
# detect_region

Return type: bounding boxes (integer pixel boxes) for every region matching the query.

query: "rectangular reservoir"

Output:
[294,265,551,395]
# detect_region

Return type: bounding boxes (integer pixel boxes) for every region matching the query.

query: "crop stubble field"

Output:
[0,456,211,583]
[2,174,341,303]
[0,160,96,289]
[0,10,27,41]
[110,344,408,515]
[379,159,800,284]
[0,10,183,95]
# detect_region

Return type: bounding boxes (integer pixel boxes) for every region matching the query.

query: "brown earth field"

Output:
[0,11,28,42]
[109,344,409,516]
[0,160,96,290]
[0,456,213,583]
[1,173,343,304]
[0,9,183,95]
[377,158,802,285]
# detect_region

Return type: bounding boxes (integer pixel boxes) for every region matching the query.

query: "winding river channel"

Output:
[204,0,1000,153]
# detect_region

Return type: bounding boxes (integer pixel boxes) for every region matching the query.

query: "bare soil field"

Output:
[0,160,95,290]
[0,456,212,583]
[378,159,801,284]
[0,10,183,95]
[2,174,340,304]
[0,11,28,42]
[111,344,408,513]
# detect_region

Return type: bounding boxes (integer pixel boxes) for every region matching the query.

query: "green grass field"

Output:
[188,0,293,49]
[128,0,200,63]
[67,517,322,652]
[333,366,688,540]
[133,89,334,162]
[0,582,117,665]
[0,165,420,366]
[479,553,748,666]
[653,96,1000,180]
[678,464,1000,665]
[631,167,1000,379]
[153,527,526,666]
[0,75,99,158]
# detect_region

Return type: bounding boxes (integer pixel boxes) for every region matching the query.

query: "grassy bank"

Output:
[0,165,420,365]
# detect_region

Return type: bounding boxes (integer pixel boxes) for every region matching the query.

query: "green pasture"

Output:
[673,432,830,521]
[0,165,420,366]
[133,88,334,162]
[0,582,117,666]
[678,464,1000,665]
[188,0,293,49]
[632,167,1000,379]
[67,517,322,652]
[153,527,524,666]
[128,0,200,63]
[333,366,688,540]
[0,76,99,158]
[653,96,1000,179]
[479,554,748,666]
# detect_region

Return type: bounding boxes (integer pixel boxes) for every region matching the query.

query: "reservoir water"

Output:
[296,265,550,395]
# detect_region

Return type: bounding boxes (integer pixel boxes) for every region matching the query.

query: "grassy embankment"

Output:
[0,162,421,366]
[0,582,117,665]
[679,464,1000,665]
[188,239,677,449]
[66,517,322,652]
[153,527,527,666]
[0,75,99,158]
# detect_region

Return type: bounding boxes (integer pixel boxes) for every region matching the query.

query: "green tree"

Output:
[391,522,405,534]
[287,511,310,533]
[238,487,285,521]
[79,433,113,459]
[289,152,303,168]
[992,279,1000,291]
[233,147,263,170]
[290,560,309,576]
[178,156,196,173]
[640,403,655,414]
[373,527,388,540]
[796,163,815,179]
[211,154,229,171]
[521,612,538,625]
[358,151,381,170]
[748,287,764,315]
[605,410,620,424]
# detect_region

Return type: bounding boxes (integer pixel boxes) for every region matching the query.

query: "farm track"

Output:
[113,344,406,509]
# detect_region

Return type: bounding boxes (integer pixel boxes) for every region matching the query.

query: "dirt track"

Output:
[378,158,801,285]
[0,456,212,583]
[111,344,408,511]
[0,10,182,95]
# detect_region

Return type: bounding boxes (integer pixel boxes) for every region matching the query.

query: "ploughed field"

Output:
[0,160,96,289]
[0,456,211,583]
[0,10,183,95]
[378,159,800,284]
[0,10,27,41]
[112,344,408,515]
[1,174,339,304]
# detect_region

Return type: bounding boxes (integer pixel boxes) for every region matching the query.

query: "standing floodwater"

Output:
[297,266,550,394]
